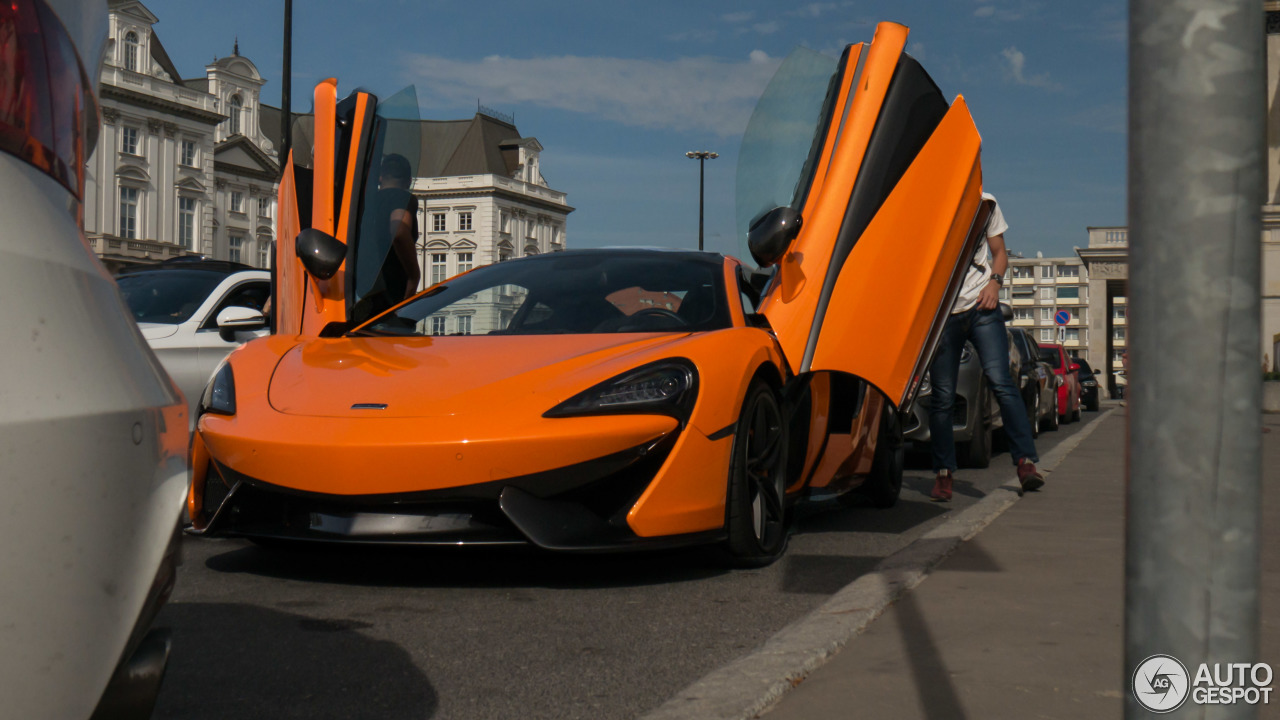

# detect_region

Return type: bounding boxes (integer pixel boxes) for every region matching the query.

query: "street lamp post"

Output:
[686,151,718,251]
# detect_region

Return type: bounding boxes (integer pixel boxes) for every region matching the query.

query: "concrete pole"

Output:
[1127,1,1263,717]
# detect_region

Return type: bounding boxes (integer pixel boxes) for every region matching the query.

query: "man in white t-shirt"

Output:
[927,192,1043,501]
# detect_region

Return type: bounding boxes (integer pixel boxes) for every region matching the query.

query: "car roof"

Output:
[116,257,261,276]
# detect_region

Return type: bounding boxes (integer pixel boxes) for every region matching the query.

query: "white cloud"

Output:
[399,52,782,136]
[1000,46,1060,89]
[790,3,838,18]
[907,42,926,61]
[723,11,754,23]
[974,5,995,17]
[752,21,780,35]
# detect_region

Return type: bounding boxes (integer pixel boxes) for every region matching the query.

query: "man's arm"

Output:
[977,232,1008,310]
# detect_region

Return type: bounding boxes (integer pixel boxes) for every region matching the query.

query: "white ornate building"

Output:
[85,0,571,278]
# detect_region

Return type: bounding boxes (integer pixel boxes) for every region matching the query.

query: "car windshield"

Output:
[359,252,730,337]
[117,270,224,325]
[1038,347,1062,369]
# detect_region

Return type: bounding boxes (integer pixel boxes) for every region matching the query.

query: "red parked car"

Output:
[1038,343,1081,423]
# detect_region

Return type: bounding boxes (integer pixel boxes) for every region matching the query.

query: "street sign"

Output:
[1055,310,1071,326]
[1057,325,1066,343]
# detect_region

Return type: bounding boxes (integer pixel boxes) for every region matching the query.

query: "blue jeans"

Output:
[928,307,1039,473]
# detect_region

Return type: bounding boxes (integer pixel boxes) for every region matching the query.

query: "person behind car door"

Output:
[927,192,1044,501]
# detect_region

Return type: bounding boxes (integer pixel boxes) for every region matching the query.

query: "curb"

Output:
[639,408,1118,720]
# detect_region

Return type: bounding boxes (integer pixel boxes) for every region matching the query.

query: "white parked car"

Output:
[0,0,187,717]
[117,259,270,415]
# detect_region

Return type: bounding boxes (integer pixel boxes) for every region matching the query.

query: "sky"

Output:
[138,0,1127,261]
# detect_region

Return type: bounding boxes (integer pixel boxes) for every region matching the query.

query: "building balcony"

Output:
[416,174,572,210]
[100,66,220,115]
[1010,276,1035,285]
[88,235,189,267]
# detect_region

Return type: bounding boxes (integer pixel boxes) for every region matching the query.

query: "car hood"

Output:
[267,333,694,418]
[136,323,179,341]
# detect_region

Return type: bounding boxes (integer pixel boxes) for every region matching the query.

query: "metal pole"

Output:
[280,0,292,174]
[1126,1,1263,717]
[698,156,705,252]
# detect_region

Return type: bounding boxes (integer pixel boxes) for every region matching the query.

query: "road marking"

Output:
[640,408,1118,720]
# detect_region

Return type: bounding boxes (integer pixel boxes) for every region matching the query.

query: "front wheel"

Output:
[1029,391,1041,439]
[1044,391,1060,432]
[724,381,789,567]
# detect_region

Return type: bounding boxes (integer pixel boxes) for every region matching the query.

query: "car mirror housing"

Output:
[295,228,347,280]
[216,306,266,329]
[747,206,803,268]
[998,302,1013,321]
[1069,362,1081,372]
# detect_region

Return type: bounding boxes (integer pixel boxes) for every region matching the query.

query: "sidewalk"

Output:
[760,409,1280,719]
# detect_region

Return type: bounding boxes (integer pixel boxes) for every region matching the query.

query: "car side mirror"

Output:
[1069,362,1080,372]
[999,302,1013,321]
[747,206,803,268]
[295,228,346,280]
[216,306,266,330]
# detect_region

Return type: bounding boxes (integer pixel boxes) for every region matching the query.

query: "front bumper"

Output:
[191,432,723,552]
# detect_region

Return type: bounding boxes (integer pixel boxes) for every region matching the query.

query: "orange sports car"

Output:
[188,22,991,564]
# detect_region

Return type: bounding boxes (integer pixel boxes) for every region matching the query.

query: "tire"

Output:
[857,404,905,509]
[1045,390,1060,432]
[1029,391,1041,439]
[1072,401,1081,423]
[1086,396,1099,412]
[724,381,789,567]
[958,386,992,469]
[1058,386,1070,425]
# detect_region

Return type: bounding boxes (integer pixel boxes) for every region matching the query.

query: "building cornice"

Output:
[101,84,225,125]
[213,160,278,183]
[416,186,575,215]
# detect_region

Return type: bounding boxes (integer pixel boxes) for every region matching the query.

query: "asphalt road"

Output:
[153,410,1104,720]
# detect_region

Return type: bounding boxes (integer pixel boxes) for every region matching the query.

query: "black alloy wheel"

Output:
[1029,390,1041,439]
[724,380,789,567]
[1045,389,1060,432]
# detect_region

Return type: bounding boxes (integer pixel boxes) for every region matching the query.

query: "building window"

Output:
[430,316,446,335]
[432,213,446,232]
[121,126,138,155]
[231,191,244,213]
[1038,287,1054,300]
[124,31,138,72]
[456,252,473,274]
[178,196,196,249]
[431,253,448,285]
[1113,327,1127,341]
[228,235,243,263]
[1065,328,1080,342]
[1039,307,1052,321]
[1057,286,1080,300]
[1113,306,1127,319]
[257,237,270,268]
[458,212,472,231]
[119,186,139,239]
[1112,348,1125,363]
[1011,266,1033,279]
[500,212,510,233]
[499,251,512,262]
[1013,308,1033,320]
[1039,328,1053,342]
[180,140,196,167]
[1057,265,1080,277]
[998,287,1010,301]
[1040,265,1054,279]
[456,315,472,335]
[229,95,242,135]
[258,197,270,217]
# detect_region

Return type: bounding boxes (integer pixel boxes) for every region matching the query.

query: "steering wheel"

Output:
[630,307,689,326]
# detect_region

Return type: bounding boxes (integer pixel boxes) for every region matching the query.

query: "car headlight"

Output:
[199,362,236,416]
[916,372,932,397]
[544,359,698,424]
[960,345,972,364]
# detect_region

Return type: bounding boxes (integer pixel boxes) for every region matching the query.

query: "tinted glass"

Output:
[1038,347,1062,369]
[117,270,224,324]
[362,252,729,337]
[735,46,840,262]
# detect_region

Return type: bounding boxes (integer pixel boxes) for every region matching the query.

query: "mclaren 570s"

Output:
[188,22,993,565]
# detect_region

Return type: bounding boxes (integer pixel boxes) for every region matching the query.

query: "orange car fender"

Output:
[628,328,786,538]
[187,431,211,524]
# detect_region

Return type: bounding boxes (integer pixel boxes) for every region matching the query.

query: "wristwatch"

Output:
[991,273,1004,286]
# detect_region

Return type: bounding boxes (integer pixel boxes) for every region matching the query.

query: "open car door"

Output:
[737,22,992,411]
[273,83,421,337]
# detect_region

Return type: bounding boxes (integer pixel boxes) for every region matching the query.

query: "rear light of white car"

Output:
[0,0,99,199]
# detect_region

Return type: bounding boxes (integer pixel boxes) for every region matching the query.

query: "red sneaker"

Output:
[1017,459,1044,493]
[931,471,953,502]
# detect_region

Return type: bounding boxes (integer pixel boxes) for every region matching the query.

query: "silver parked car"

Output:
[117,258,270,415]
[0,1,186,717]
[903,341,1001,468]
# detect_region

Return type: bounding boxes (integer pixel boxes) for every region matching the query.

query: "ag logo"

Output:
[1133,654,1190,713]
